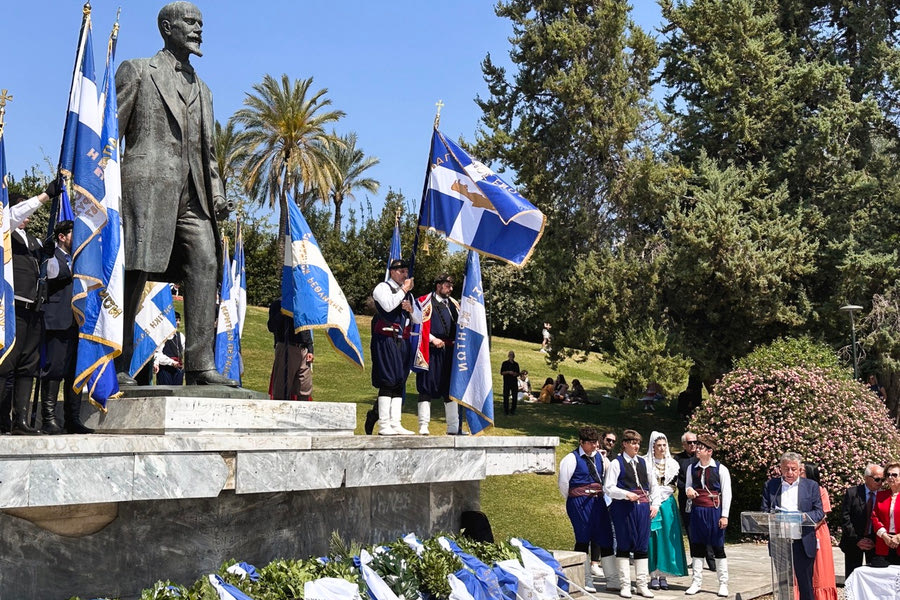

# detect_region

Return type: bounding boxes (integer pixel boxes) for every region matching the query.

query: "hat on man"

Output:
[696,434,717,450]
[434,273,453,285]
[389,259,409,270]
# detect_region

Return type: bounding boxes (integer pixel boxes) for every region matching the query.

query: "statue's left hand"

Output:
[214,195,235,220]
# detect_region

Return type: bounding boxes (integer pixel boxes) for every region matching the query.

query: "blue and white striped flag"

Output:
[449,250,494,435]
[128,282,176,377]
[0,134,15,362]
[384,214,402,281]
[231,222,247,338]
[208,574,256,600]
[216,237,242,384]
[419,129,545,267]
[282,197,364,368]
[62,12,125,409]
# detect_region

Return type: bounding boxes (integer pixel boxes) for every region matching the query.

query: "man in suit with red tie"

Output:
[115,1,237,388]
[840,464,884,576]
[761,451,824,600]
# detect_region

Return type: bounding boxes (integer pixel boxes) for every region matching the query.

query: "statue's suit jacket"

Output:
[115,49,224,276]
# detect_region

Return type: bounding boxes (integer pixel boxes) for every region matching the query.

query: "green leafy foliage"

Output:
[734,336,844,376]
[609,320,692,400]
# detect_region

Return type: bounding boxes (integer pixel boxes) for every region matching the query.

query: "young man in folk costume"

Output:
[684,434,732,597]
[413,273,460,434]
[558,426,618,593]
[604,429,660,598]
[370,259,420,435]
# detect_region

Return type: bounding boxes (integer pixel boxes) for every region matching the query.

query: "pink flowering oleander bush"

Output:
[690,364,900,528]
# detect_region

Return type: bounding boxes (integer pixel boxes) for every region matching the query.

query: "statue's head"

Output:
[158,2,204,58]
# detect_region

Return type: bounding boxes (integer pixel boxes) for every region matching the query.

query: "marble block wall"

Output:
[0,481,479,600]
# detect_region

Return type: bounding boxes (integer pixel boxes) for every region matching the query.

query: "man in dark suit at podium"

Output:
[761,451,824,600]
[840,463,884,576]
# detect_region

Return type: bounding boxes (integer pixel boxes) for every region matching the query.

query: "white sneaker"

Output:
[717,584,728,597]
[591,563,604,578]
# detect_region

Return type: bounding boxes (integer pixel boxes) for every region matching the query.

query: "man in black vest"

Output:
[40,220,92,434]
[1,189,56,434]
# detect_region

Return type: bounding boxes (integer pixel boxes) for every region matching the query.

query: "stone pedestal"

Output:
[0,397,558,599]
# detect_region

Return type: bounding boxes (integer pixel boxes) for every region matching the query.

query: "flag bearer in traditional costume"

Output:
[370,259,420,435]
[558,426,618,593]
[414,273,459,435]
[643,431,686,590]
[41,220,93,434]
[604,429,660,598]
[684,434,731,597]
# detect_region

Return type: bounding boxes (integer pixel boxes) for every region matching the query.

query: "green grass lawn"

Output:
[224,304,690,550]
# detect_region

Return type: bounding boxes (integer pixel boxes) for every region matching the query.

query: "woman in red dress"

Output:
[871,462,900,566]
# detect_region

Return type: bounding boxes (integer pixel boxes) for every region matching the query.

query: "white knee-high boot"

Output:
[583,556,596,592]
[685,557,704,595]
[617,557,632,598]
[390,397,414,435]
[417,401,431,435]
[634,558,654,598]
[445,401,460,435]
[376,396,396,435]
[715,558,728,597]
[601,555,620,590]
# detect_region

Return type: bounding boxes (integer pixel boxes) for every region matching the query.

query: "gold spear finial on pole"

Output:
[0,90,12,139]
[83,2,91,16]
[434,99,445,129]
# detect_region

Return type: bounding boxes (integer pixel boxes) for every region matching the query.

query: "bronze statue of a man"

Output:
[115,1,237,386]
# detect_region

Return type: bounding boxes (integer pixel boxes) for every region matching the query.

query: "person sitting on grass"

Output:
[538,377,555,404]
[570,379,588,404]
[518,370,536,403]
[554,374,570,403]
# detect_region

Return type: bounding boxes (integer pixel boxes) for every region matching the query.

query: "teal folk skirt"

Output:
[648,495,688,576]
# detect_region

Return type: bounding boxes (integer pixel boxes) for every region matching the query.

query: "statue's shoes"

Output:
[185,370,240,387]
[117,371,137,386]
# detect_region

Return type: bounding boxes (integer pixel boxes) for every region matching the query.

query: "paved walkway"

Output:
[574,542,845,600]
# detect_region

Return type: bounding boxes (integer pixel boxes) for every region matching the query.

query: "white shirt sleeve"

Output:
[648,461,661,508]
[558,452,576,499]
[720,464,732,518]
[685,465,695,494]
[10,195,45,230]
[373,281,404,313]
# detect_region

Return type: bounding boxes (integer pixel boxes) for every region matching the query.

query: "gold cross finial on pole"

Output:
[395,206,402,223]
[0,89,12,139]
[434,99,445,129]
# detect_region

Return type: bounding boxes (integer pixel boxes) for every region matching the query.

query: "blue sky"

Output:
[3,1,663,220]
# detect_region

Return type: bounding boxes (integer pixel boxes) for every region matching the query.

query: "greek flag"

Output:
[0,135,14,362]
[128,282,176,377]
[419,129,545,267]
[208,574,256,600]
[231,222,247,337]
[384,214,401,281]
[449,251,493,435]
[61,12,126,409]
[215,237,242,384]
[282,197,364,368]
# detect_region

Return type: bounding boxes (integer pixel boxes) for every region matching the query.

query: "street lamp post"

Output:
[840,304,863,380]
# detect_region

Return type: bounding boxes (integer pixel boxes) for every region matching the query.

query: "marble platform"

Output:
[82,394,356,435]
[0,406,558,599]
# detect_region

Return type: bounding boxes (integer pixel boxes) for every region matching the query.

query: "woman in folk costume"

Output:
[642,431,688,590]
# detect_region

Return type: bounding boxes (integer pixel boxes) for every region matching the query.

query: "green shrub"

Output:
[609,320,692,400]
[734,335,845,376]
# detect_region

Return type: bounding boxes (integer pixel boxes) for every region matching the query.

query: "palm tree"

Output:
[231,74,344,249]
[326,131,380,232]
[213,120,249,216]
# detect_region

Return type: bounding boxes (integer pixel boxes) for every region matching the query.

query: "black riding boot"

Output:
[10,377,38,435]
[0,376,10,433]
[64,384,94,434]
[40,379,64,435]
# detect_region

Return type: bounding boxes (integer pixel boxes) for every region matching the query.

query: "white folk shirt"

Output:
[602,453,661,508]
[558,447,609,499]
[684,459,733,518]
